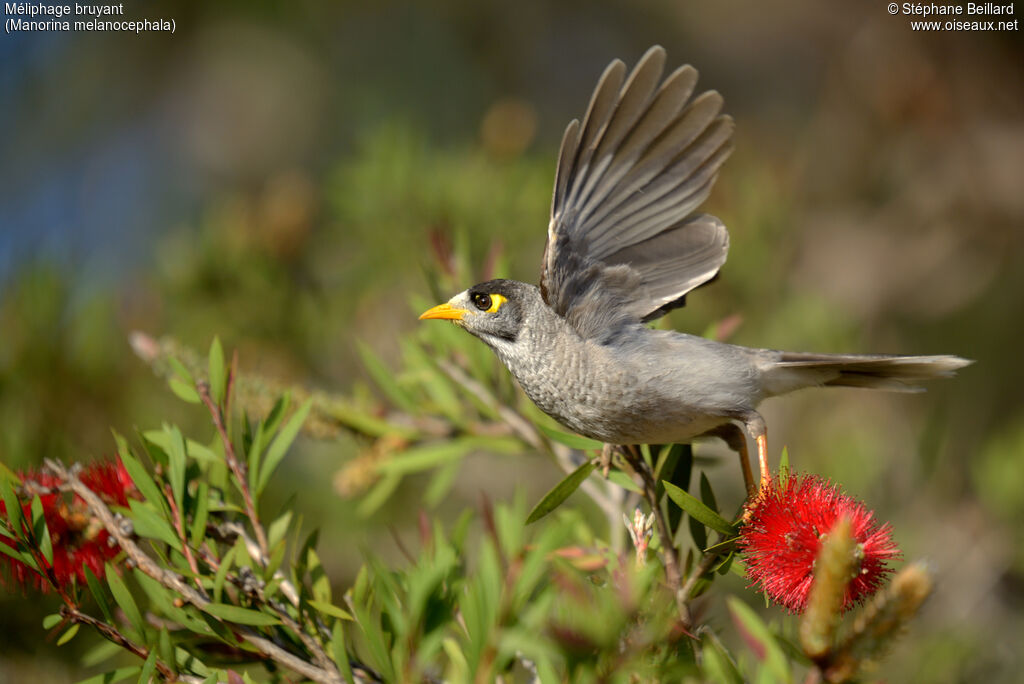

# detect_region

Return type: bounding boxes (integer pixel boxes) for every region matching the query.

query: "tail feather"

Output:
[764,352,973,396]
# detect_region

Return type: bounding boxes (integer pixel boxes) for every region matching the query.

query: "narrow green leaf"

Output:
[168,377,200,404]
[662,481,736,536]
[375,440,473,476]
[606,469,643,494]
[357,473,401,518]
[208,336,226,407]
[75,666,141,684]
[536,424,604,450]
[189,482,210,547]
[137,650,156,684]
[308,548,331,604]
[166,425,187,521]
[128,500,182,551]
[267,510,292,550]
[526,461,596,524]
[106,563,145,637]
[30,495,53,565]
[779,446,790,486]
[118,446,165,512]
[424,458,461,507]
[332,620,356,684]
[0,477,23,536]
[727,597,791,682]
[56,622,80,646]
[700,472,720,514]
[213,545,237,604]
[308,599,354,621]
[80,639,124,668]
[84,567,113,623]
[702,635,744,684]
[256,398,312,494]
[358,341,416,413]
[43,613,63,630]
[201,603,281,626]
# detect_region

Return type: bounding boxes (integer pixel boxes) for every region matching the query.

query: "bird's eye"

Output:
[472,293,492,311]
[472,293,507,313]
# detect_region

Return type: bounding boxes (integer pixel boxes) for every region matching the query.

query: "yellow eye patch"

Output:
[471,292,507,313]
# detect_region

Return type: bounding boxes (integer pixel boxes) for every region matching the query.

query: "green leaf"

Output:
[267,510,292,549]
[779,446,790,486]
[727,597,791,683]
[118,445,165,512]
[376,438,483,475]
[42,613,63,630]
[607,469,643,494]
[536,424,604,450]
[128,500,182,551]
[189,482,210,547]
[526,461,595,524]
[700,472,720,512]
[30,495,53,565]
[201,603,281,626]
[308,548,331,604]
[84,567,114,623]
[0,477,23,535]
[56,622,80,646]
[256,398,312,494]
[358,341,416,413]
[106,563,145,637]
[332,620,356,684]
[137,650,156,684]
[75,666,141,684]
[702,635,744,684]
[208,336,226,407]
[166,425,187,521]
[357,473,401,518]
[168,377,200,404]
[213,545,237,604]
[308,599,354,621]
[80,639,124,668]
[662,481,736,536]
[424,458,462,507]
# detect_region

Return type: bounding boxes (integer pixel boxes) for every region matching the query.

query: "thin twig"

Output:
[44,459,343,684]
[61,605,190,682]
[197,381,270,560]
[164,483,207,598]
[622,446,683,615]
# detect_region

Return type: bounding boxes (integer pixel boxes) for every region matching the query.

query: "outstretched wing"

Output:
[540,46,733,341]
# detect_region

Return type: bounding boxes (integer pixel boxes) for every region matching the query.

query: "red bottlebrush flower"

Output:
[0,458,137,593]
[737,474,901,614]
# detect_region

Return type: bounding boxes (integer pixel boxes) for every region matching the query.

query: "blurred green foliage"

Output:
[3,0,1024,680]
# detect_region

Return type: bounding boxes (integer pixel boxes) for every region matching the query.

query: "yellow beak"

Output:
[419,302,469,321]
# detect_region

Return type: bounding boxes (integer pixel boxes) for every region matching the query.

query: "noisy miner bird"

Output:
[419,46,971,490]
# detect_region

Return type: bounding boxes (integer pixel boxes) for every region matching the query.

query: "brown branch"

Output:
[43,459,343,684]
[197,380,270,560]
[164,483,207,598]
[61,605,187,682]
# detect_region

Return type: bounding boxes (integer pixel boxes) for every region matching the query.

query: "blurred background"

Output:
[1,0,1022,681]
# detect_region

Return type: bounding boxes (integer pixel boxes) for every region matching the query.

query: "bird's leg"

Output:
[740,412,770,489]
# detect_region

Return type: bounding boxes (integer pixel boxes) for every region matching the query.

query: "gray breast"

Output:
[491,314,760,444]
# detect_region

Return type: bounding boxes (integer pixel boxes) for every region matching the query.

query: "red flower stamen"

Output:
[1,459,137,593]
[737,474,901,614]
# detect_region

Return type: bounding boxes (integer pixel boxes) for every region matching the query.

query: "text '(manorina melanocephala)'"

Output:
[420,46,971,489]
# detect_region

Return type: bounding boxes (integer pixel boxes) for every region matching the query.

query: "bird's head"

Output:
[419,279,535,347]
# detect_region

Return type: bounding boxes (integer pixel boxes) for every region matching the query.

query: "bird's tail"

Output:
[762,352,973,396]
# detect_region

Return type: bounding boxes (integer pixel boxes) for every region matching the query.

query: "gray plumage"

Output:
[421,46,971,450]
